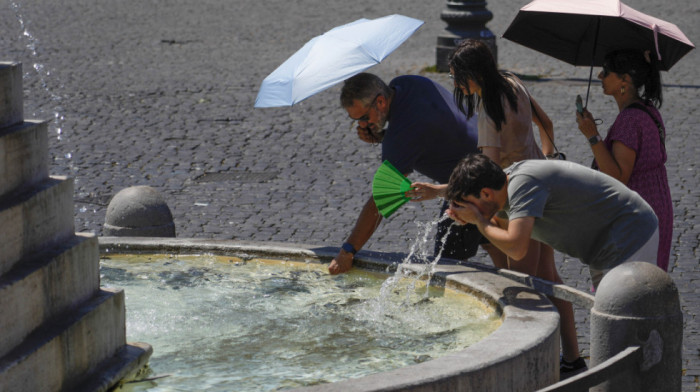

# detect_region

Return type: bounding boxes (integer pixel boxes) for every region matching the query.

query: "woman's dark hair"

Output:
[445,154,507,202]
[448,39,518,131]
[604,49,663,108]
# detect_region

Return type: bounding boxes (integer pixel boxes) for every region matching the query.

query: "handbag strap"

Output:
[506,72,562,158]
[626,102,666,149]
[528,97,560,154]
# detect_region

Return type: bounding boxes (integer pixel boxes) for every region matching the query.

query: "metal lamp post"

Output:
[436,0,497,72]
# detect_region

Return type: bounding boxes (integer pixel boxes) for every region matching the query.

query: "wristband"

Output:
[341,242,357,255]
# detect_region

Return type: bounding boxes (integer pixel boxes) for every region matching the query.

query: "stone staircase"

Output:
[0,62,151,392]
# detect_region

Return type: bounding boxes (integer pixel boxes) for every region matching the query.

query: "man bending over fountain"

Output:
[329,73,479,275]
[442,153,659,376]
[443,154,659,285]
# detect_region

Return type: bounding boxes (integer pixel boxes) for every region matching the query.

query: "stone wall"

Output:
[0,61,151,392]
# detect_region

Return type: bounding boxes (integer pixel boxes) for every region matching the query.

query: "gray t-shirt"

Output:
[501,160,658,270]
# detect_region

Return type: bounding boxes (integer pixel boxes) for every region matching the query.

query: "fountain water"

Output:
[1,10,560,389]
[373,215,453,311]
[11,2,69,155]
[0,57,560,388]
[101,253,501,391]
[99,237,562,392]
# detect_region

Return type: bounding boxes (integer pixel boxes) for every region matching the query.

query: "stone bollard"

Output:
[590,261,682,392]
[104,186,176,237]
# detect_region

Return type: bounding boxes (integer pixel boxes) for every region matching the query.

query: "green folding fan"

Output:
[372,160,412,218]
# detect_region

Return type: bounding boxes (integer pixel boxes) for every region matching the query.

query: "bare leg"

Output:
[482,243,508,269]
[484,237,542,275]
[507,238,542,275]
[536,243,580,362]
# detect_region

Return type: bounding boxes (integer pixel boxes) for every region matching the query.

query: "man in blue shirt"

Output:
[330,73,479,274]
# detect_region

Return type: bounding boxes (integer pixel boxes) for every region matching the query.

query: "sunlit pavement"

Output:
[1,0,697,389]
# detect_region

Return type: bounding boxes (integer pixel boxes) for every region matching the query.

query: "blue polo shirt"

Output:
[382,75,478,183]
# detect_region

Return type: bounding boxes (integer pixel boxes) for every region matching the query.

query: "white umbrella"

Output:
[254,14,424,108]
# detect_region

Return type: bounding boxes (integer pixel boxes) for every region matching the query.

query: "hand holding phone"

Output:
[575,95,584,114]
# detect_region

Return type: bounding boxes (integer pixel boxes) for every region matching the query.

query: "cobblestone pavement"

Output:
[1,0,698,389]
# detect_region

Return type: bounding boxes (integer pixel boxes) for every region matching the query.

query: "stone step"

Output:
[0,62,23,129]
[0,176,76,276]
[0,233,99,359]
[0,288,127,392]
[0,120,50,198]
[73,342,153,392]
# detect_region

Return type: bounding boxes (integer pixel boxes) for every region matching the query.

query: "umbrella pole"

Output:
[585,17,602,107]
[585,65,594,107]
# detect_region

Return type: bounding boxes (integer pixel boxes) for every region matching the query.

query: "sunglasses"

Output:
[350,93,380,123]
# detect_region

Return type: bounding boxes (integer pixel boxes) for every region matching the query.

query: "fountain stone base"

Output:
[0,61,151,392]
[99,237,561,392]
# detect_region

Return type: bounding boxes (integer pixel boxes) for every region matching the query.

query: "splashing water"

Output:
[369,214,457,317]
[101,254,501,391]
[10,2,74,174]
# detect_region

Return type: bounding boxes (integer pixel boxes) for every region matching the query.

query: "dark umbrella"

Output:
[503,0,694,104]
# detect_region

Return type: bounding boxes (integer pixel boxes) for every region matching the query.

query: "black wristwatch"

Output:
[588,134,603,146]
[341,242,357,255]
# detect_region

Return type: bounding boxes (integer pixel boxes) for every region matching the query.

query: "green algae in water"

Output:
[101,254,501,391]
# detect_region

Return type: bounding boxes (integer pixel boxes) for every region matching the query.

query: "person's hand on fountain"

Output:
[406,182,447,202]
[329,251,353,275]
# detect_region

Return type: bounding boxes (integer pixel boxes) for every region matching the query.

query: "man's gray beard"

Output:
[370,126,386,143]
[369,118,387,142]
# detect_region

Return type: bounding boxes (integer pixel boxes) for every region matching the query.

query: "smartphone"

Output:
[575,95,584,114]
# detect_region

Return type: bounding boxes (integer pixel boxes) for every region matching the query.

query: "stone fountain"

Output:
[1,54,682,390]
[0,61,151,392]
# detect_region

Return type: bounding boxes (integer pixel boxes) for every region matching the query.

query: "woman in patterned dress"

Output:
[576,49,673,272]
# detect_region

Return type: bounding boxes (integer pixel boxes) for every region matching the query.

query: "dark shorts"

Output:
[434,202,483,260]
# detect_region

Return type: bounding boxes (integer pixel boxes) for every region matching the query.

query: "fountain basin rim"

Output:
[98,236,560,392]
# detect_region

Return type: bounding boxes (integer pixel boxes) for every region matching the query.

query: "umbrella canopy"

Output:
[502,0,695,71]
[254,14,424,108]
